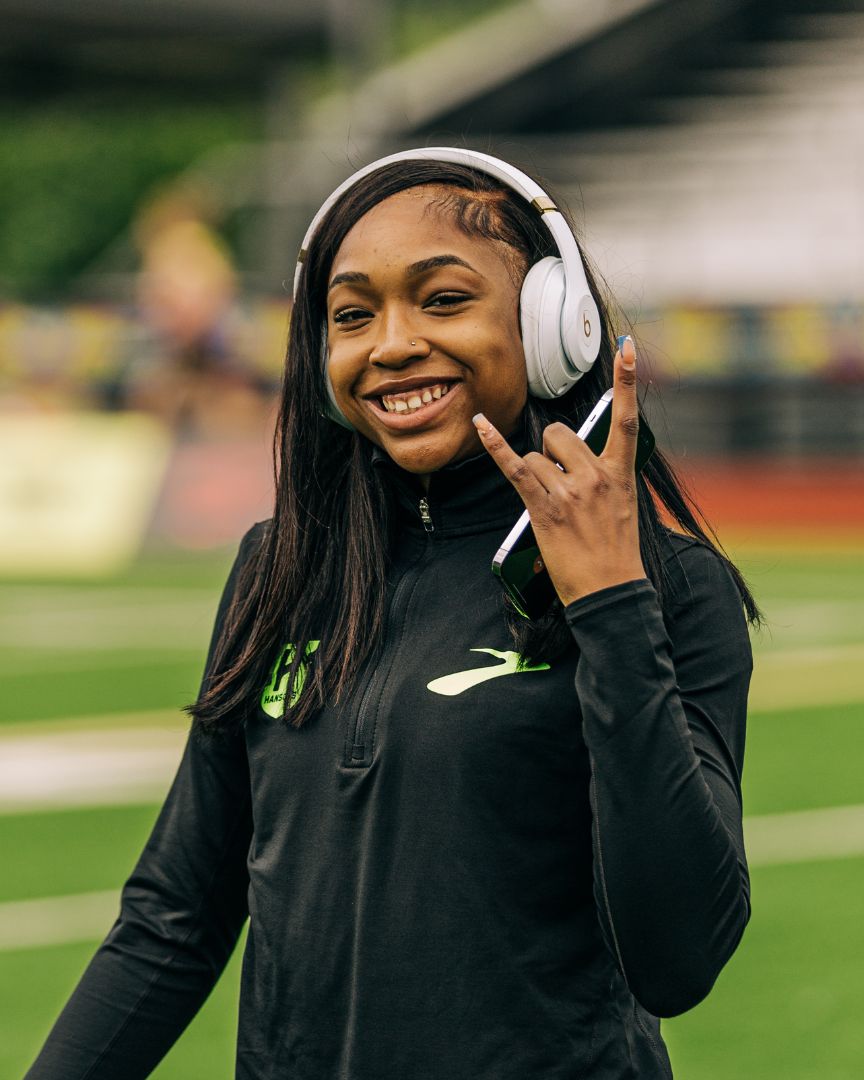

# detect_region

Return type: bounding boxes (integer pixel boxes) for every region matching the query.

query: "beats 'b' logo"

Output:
[583,314,592,337]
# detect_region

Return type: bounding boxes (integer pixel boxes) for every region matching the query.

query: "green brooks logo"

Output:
[427,649,549,696]
[260,640,321,718]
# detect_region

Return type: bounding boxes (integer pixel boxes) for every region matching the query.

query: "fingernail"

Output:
[472,412,490,436]
[617,334,636,369]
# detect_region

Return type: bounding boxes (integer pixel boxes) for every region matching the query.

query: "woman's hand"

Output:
[474,337,646,607]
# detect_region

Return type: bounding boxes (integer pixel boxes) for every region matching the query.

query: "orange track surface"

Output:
[673,460,864,537]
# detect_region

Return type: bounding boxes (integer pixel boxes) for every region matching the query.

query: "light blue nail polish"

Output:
[617,334,630,352]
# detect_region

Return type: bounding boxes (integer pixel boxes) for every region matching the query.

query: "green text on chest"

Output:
[261,641,321,718]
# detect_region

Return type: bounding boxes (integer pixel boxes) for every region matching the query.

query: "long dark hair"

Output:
[190,157,759,734]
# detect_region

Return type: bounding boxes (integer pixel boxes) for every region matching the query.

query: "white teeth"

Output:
[380,382,453,414]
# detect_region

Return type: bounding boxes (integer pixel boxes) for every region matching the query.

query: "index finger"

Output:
[472,413,547,506]
[603,334,639,468]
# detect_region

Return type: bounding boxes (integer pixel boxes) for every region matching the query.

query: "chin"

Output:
[381,433,477,475]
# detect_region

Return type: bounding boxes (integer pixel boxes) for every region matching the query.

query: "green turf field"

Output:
[2,541,863,1078]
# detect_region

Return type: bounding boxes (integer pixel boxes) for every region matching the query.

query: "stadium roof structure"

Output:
[303,0,775,138]
[0,0,330,85]
[0,0,325,35]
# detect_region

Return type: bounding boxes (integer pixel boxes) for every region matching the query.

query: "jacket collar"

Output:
[371,421,532,538]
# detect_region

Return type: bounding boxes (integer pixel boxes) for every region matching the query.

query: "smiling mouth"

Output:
[377,382,453,415]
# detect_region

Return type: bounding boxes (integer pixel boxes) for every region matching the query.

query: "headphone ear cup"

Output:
[322,340,356,429]
[519,256,571,399]
[560,282,602,376]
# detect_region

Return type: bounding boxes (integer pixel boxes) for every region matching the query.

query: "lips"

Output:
[361,377,461,429]
[362,376,460,420]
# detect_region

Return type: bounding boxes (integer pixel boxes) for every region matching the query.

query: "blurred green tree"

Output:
[0,99,257,300]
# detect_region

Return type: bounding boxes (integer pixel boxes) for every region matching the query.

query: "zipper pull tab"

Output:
[419,497,434,533]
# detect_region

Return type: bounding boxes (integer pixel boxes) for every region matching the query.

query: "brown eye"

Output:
[425,292,470,309]
[333,307,370,325]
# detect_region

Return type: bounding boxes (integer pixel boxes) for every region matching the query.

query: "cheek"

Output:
[325,344,354,403]
[477,343,527,427]
[498,323,529,395]
[503,361,529,412]
[325,346,383,440]
[498,293,527,366]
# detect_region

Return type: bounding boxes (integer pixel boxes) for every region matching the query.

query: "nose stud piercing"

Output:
[410,341,416,347]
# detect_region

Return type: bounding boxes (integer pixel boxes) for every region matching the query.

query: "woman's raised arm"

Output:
[566,540,752,1017]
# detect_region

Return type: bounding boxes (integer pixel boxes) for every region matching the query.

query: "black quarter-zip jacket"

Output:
[27,443,752,1080]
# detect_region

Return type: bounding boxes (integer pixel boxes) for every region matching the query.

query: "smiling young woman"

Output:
[27,151,759,1080]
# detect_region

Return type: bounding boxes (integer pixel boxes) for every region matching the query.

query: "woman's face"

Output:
[326,186,528,476]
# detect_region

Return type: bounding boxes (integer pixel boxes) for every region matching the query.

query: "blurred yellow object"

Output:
[763,306,832,375]
[0,413,170,577]
[649,308,735,375]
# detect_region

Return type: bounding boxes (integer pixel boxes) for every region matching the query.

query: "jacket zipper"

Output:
[347,541,430,764]
[346,497,435,764]
[419,497,434,532]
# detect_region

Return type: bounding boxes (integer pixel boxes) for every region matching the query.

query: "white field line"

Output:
[3,804,864,951]
[744,804,864,867]
[0,588,219,609]
[0,725,186,813]
[754,642,864,666]
[0,650,201,678]
[0,709,184,739]
[747,641,864,713]
[760,601,863,645]
[0,605,216,649]
[0,890,119,951]
[0,587,219,649]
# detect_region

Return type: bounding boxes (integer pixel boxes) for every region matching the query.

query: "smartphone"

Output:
[491,390,655,620]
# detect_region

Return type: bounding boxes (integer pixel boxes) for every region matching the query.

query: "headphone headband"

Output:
[293,147,583,297]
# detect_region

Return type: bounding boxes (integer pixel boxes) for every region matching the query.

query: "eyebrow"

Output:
[407,254,477,276]
[328,254,479,292]
[328,271,369,291]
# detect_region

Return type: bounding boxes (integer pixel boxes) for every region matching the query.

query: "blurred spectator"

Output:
[0,305,99,413]
[106,188,277,438]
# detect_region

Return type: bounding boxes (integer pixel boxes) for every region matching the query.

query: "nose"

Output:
[368,305,430,367]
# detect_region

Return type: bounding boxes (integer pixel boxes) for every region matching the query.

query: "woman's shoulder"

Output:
[659,527,720,568]
[241,518,272,540]
[219,519,272,593]
[659,529,743,615]
[237,518,272,557]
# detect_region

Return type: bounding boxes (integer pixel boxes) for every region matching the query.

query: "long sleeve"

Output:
[25,526,263,1080]
[565,538,752,1019]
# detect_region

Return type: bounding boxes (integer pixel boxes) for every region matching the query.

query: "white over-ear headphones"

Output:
[293,147,601,428]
